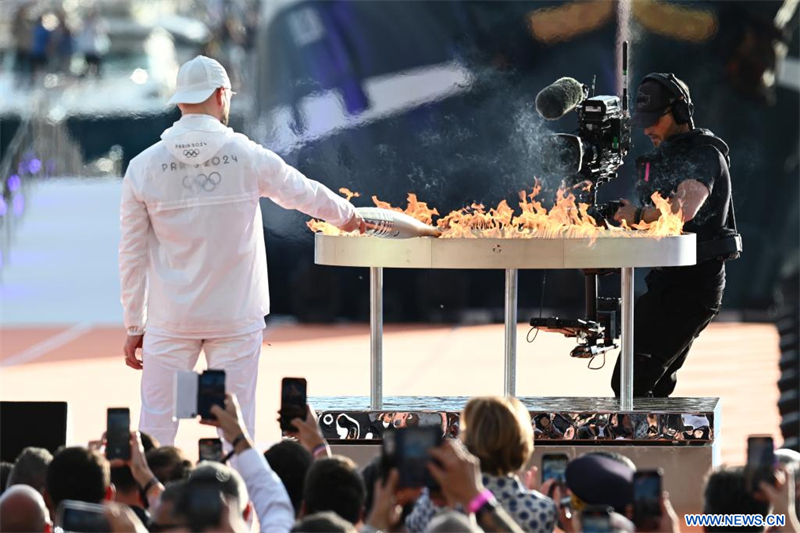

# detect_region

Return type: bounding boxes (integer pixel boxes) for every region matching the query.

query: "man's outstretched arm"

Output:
[250,141,363,231]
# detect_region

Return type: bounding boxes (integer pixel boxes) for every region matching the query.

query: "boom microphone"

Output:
[535,77,586,120]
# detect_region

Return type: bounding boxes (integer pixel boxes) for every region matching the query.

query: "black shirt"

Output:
[636,128,731,244]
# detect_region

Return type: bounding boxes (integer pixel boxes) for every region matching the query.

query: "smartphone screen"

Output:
[581,507,613,533]
[280,377,307,432]
[197,370,226,421]
[106,408,131,461]
[58,500,111,532]
[746,436,775,492]
[381,429,397,477]
[395,427,442,490]
[541,454,569,484]
[633,470,663,529]
[198,438,224,463]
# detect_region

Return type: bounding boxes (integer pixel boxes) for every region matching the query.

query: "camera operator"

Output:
[610,72,737,398]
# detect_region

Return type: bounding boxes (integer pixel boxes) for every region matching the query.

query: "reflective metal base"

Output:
[322,395,721,516]
[312,396,721,447]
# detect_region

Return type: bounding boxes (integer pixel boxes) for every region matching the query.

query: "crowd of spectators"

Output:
[7,1,258,95]
[12,4,108,85]
[0,391,798,533]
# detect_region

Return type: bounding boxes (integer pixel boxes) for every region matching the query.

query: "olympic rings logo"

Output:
[183,172,222,192]
[183,149,200,158]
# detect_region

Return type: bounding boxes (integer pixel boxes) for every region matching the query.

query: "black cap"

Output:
[632,80,674,128]
[565,455,634,511]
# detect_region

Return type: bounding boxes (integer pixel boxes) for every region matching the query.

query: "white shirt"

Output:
[234,447,295,533]
[119,114,354,338]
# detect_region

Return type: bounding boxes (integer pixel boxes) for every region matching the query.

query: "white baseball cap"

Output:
[168,56,232,105]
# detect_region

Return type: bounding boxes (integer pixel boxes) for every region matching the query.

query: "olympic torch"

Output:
[356,207,442,238]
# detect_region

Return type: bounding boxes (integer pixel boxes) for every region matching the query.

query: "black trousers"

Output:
[611,261,725,398]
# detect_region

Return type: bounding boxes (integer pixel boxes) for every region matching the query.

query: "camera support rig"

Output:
[530,42,632,359]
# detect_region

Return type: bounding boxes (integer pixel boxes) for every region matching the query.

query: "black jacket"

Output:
[636,128,732,245]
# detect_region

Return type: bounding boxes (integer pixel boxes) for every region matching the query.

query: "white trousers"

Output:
[138,329,263,446]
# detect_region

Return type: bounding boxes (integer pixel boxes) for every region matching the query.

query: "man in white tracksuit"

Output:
[119,56,364,446]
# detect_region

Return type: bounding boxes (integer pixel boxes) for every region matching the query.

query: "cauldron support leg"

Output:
[370,267,383,409]
[504,268,518,396]
[620,267,635,410]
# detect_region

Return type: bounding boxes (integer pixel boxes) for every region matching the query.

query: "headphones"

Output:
[641,72,695,126]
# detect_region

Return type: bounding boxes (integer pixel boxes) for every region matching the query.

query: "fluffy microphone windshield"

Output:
[535,77,585,120]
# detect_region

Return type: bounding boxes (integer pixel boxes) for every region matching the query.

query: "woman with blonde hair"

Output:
[406,396,556,533]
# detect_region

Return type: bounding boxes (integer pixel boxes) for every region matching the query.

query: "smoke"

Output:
[258,59,597,233]
[397,65,570,210]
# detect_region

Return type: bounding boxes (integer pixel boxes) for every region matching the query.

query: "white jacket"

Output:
[119,114,354,338]
[234,447,295,533]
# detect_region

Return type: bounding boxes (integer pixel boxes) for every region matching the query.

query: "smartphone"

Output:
[746,435,776,493]
[580,505,613,533]
[57,500,111,532]
[280,377,307,432]
[633,469,663,530]
[197,370,226,421]
[198,438,224,463]
[105,408,131,461]
[393,426,442,490]
[174,370,199,420]
[541,453,569,484]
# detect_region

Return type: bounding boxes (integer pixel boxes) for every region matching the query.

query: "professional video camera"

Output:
[540,91,630,201]
[529,42,632,360]
[535,64,632,217]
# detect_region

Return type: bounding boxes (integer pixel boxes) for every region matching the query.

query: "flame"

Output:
[306,218,340,235]
[371,195,403,213]
[339,188,360,202]
[308,185,685,239]
[632,192,685,237]
[305,189,362,235]
[403,193,439,226]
